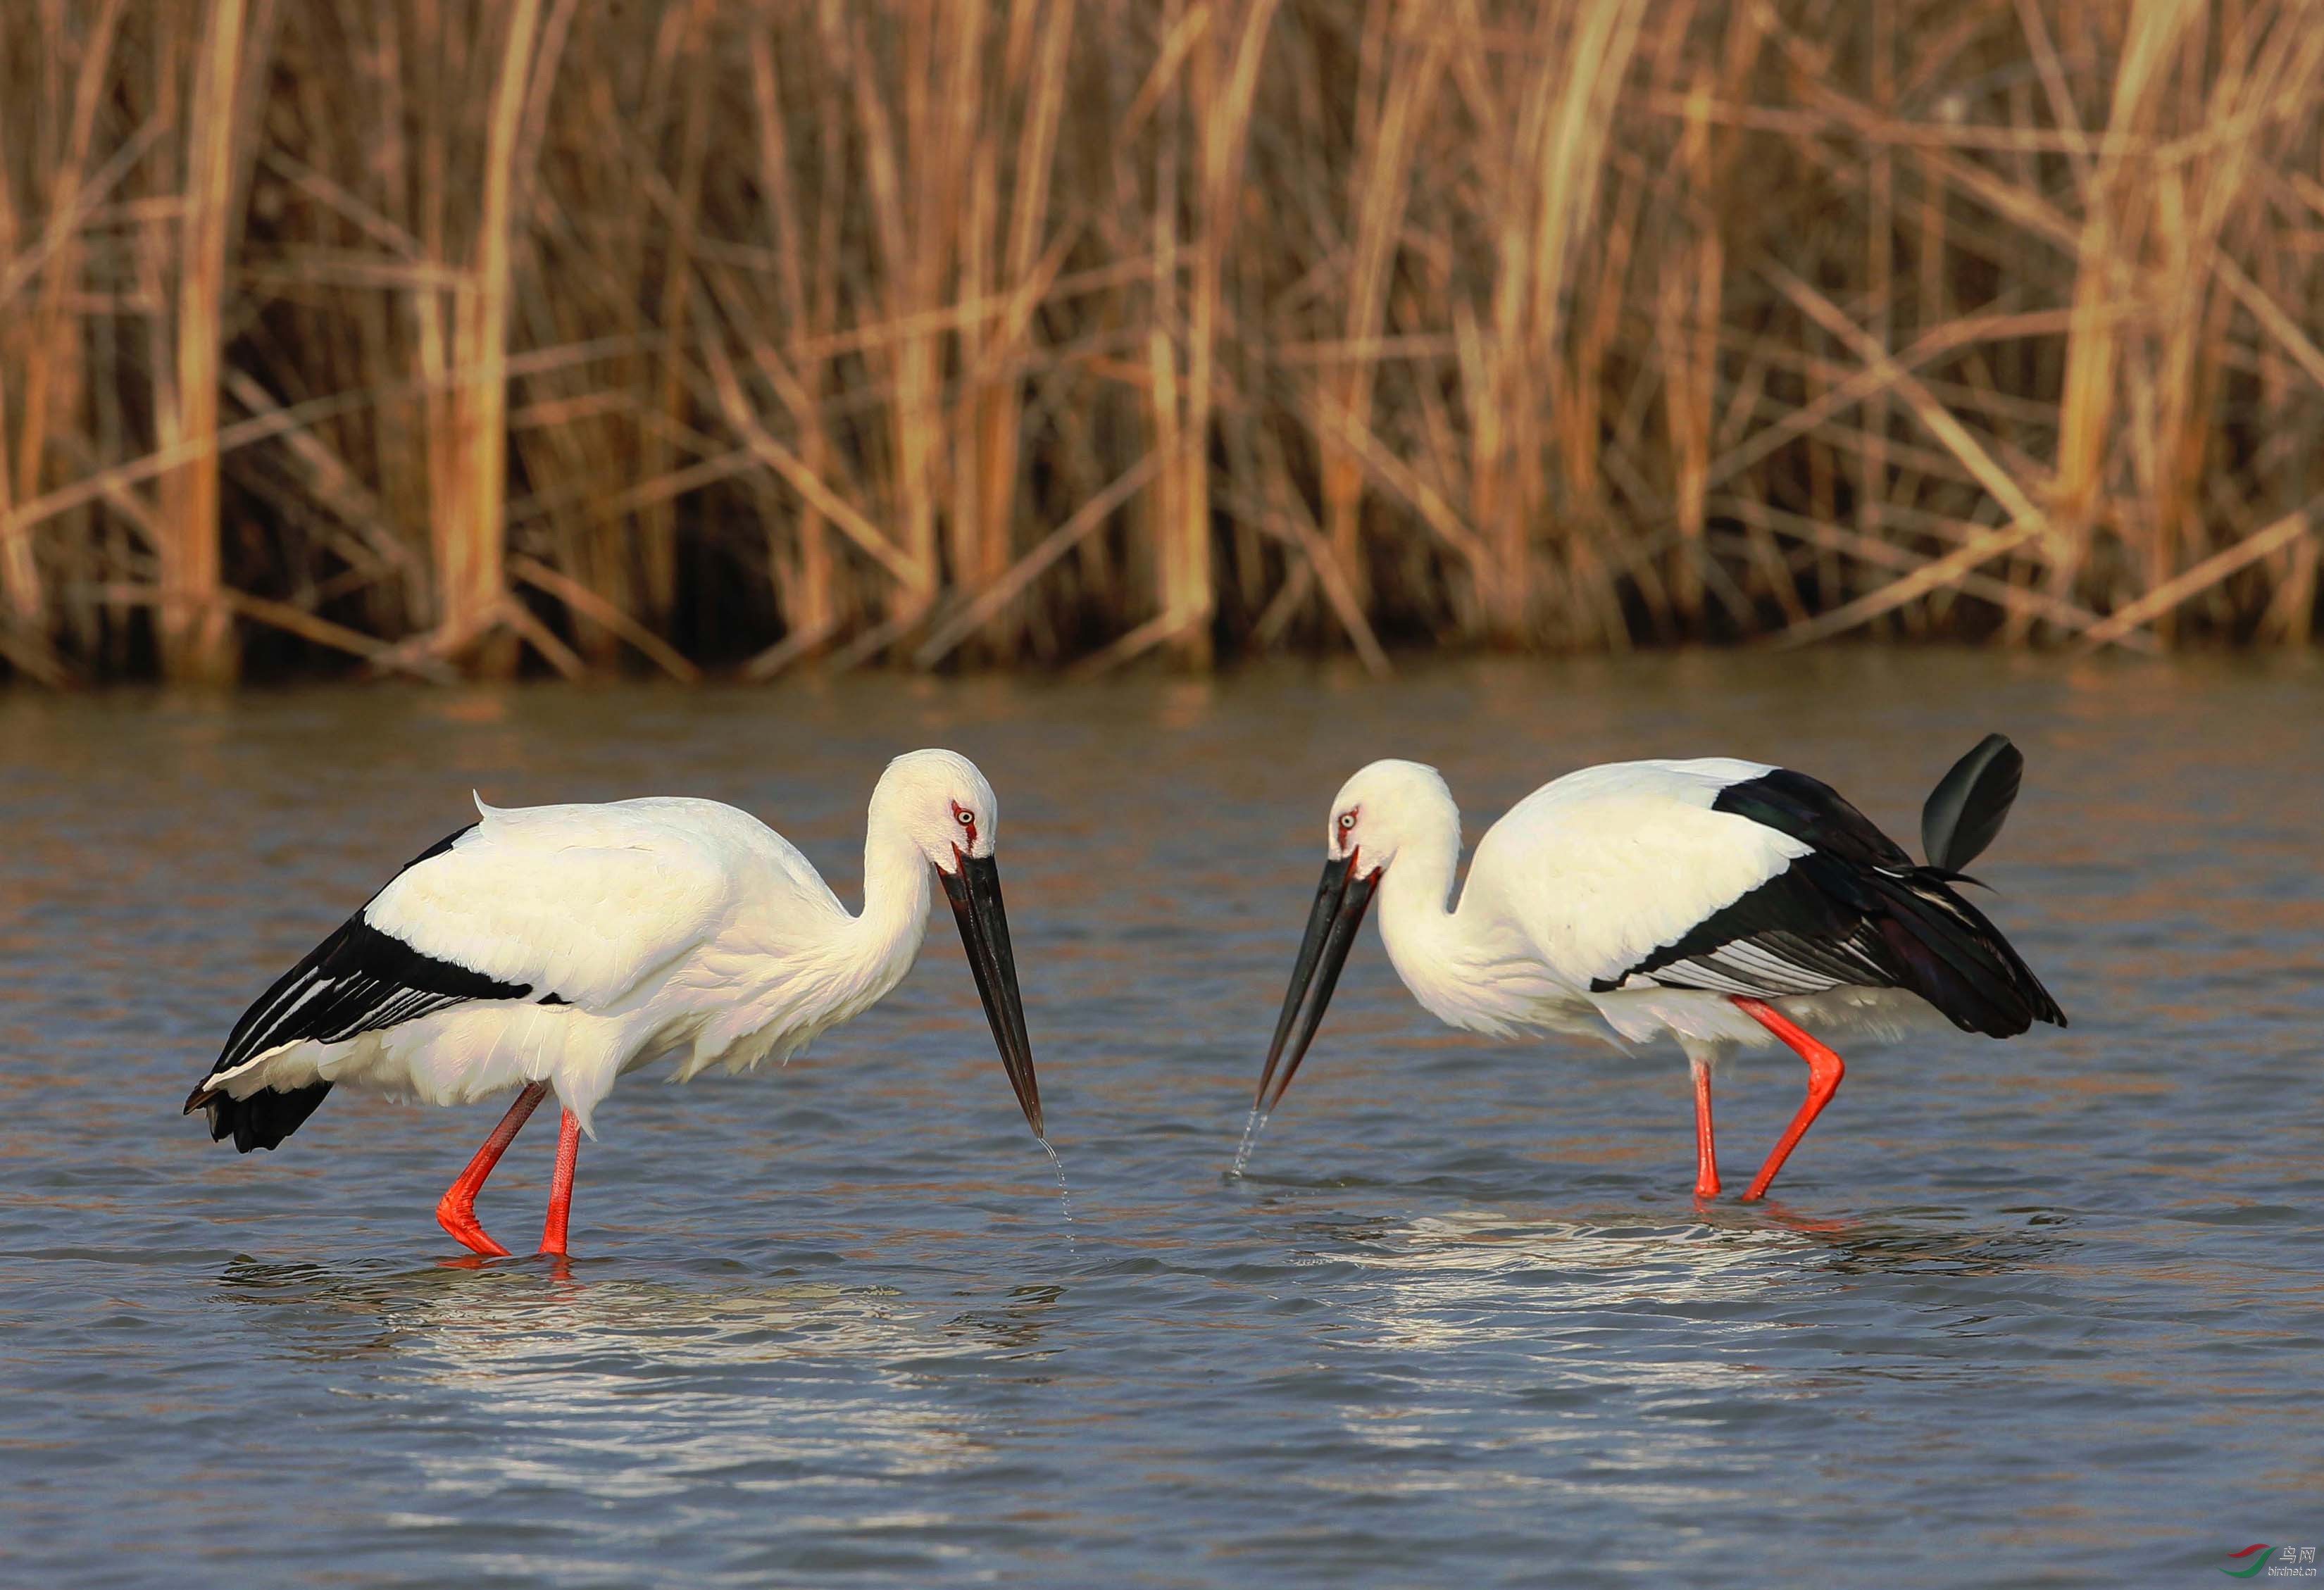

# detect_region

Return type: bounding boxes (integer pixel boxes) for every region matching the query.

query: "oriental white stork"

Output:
[185,749,1042,1257]
[1251,737,2064,1201]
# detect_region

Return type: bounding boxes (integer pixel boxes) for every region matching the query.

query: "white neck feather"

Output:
[1374,803,1478,1029]
[846,811,935,996]
[677,805,939,1081]
[1374,796,1550,1037]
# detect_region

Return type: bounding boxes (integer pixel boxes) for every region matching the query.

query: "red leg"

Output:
[436,1082,549,1257]
[1690,1056,1722,1200]
[1732,997,1846,1202]
[537,1107,582,1257]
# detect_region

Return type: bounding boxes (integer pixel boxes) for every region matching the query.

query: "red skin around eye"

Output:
[949,800,979,849]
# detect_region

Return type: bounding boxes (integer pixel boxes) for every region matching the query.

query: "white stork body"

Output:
[188,750,1042,1256]
[1371,759,1937,1053]
[1254,749,2063,1201]
[202,796,932,1133]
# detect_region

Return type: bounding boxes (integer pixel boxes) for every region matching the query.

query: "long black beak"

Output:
[1251,854,1378,1117]
[939,853,1043,1139]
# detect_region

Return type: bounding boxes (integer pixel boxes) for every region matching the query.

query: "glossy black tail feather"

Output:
[1921,734,2024,872]
[194,1081,334,1153]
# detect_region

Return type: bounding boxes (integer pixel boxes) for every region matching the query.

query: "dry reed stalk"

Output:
[1860,0,1895,626]
[696,314,923,589]
[916,450,1161,667]
[223,588,456,680]
[628,0,717,629]
[156,0,253,684]
[1318,0,1443,620]
[1161,0,1277,668]
[1718,494,2153,651]
[2049,0,2199,631]
[835,0,943,638]
[1137,318,1189,670]
[1470,0,1644,643]
[6,0,2324,685]
[432,0,546,675]
[508,553,700,681]
[6,0,125,646]
[951,0,1079,661]
[1658,61,1719,624]
[2078,503,2320,649]
[1235,448,1394,676]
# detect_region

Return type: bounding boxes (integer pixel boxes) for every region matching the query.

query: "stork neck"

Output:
[1374,808,1470,1020]
[851,813,935,978]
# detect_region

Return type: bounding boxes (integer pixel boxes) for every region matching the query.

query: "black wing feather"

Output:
[187,825,532,1153]
[1593,769,2065,1037]
[1708,767,1911,870]
[1594,863,1891,999]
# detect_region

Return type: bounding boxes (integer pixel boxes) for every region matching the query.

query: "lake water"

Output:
[2,653,2320,1589]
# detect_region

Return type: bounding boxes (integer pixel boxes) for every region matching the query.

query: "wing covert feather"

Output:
[362,801,736,1007]
[1465,763,1811,991]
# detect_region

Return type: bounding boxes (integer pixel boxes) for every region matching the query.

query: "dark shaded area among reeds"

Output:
[4,0,2322,685]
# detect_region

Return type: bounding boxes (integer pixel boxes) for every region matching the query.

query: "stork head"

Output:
[1251,758,1454,1119]
[1322,758,1456,878]
[875,747,1002,872]
[871,749,1040,1139]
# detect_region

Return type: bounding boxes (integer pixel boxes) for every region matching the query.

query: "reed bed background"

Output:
[4,0,2323,684]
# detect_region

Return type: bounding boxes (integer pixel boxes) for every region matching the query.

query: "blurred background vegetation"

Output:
[3,0,2321,685]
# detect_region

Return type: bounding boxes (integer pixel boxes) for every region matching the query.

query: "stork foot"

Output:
[1731,997,1846,1202]
[432,1081,549,1258]
[435,1194,513,1258]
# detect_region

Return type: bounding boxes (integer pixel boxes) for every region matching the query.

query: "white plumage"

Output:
[1254,749,2062,1201]
[188,749,1042,1257]
[212,796,907,1130]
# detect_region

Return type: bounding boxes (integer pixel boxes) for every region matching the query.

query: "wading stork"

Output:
[185,749,1042,1256]
[1251,737,2063,1200]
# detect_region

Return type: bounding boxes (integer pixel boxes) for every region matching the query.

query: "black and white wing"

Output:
[185,827,530,1151]
[187,799,735,1152]
[1483,759,2063,1038]
[1597,765,2063,1036]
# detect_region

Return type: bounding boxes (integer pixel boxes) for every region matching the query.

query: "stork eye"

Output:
[1337,812,1356,831]
[957,809,976,825]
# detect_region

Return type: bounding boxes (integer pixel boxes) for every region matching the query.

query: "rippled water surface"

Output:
[4,654,2320,1589]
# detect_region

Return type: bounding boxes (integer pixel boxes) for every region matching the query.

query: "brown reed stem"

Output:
[0,0,2320,684]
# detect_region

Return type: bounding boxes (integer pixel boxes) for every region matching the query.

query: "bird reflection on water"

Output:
[215,1256,1067,1370]
[213,1257,1068,1504]
[1244,1198,2080,1370]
